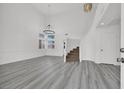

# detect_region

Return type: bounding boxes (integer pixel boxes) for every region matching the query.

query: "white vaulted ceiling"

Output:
[98,3,121,27]
[31,3,98,39]
[31,3,121,38]
[32,3,85,16]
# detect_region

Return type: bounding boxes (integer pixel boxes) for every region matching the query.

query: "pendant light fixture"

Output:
[43,4,55,34]
[84,3,92,12]
[43,24,55,34]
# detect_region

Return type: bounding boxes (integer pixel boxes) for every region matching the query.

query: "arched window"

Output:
[39,33,55,49]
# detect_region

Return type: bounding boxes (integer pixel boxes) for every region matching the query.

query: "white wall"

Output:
[80,4,121,65]
[80,30,96,61]
[95,24,120,65]
[80,4,109,62]
[80,23,120,65]
[0,4,46,65]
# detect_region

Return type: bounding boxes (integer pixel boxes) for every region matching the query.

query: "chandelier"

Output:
[43,24,55,34]
[43,4,55,34]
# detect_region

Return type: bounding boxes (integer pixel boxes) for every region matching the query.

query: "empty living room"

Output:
[0,1,124,90]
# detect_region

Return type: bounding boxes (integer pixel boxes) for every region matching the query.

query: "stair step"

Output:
[66,56,79,59]
[67,56,79,58]
[70,50,79,52]
[68,53,78,55]
[73,49,79,51]
[68,53,79,55]
[66,47,79,62]
[67,55,79,57]
[66,60,79,62]
[70,51,79,53]
[67,58,79,60]
[69,52,79,54]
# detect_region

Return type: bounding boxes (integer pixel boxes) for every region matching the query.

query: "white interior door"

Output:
[95,26,120,65]
[101,27,120,65]
[121,3,124,89]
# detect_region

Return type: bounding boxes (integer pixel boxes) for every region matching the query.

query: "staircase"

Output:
[66,47,79,62]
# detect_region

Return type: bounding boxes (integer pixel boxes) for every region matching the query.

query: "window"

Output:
[39,33,45,49]
[47,34,55,49]
[38,33,55,49]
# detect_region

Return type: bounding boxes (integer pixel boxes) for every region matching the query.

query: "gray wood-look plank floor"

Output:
[0,56,120,89]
